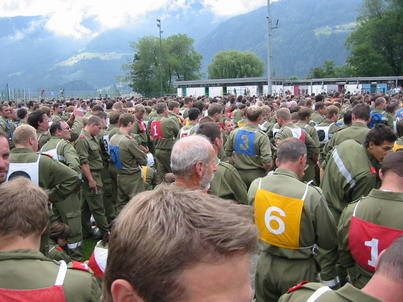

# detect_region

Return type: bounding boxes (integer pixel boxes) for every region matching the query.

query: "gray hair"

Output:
[277,138,307,163]
[171,135,213,177]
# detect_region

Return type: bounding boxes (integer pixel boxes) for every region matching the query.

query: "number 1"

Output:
[365,238,379,268]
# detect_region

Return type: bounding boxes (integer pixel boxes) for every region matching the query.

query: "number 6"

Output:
[265,206,286,235]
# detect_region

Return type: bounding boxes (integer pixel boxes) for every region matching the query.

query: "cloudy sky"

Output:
[0,0,269,39]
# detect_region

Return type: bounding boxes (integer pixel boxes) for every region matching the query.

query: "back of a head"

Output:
[155,102,167,114]
[118,113,135,127]
[326,105,339,119]
[375,97,386,108]
[170,135,213,177]
[103,186,258,302]
[314,102,325,111]
[276,108,291,121]
[352,103,371,121]
[207,103,223,117]
[196,122,221,144]
[277,138,307,163]
[109,111,121,125]
[297,108,312,121]
[376,236,403,281]
[381,152,403,178]
[245,106,263,122]
[364,124,397,148]
[87,115,102,127]
[13,124,36,146]
[187,107,201,121]
[0,177,48,239]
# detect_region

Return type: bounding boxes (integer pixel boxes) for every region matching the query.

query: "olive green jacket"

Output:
[9,148,80,202]
[0,249,100,302]
[41,136,81,173]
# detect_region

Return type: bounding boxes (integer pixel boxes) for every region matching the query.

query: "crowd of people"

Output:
[0,90,403,301]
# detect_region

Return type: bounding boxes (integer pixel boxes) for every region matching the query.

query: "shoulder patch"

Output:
[370,167,377,174]
[69,261,90,272]
[287,281,309,293]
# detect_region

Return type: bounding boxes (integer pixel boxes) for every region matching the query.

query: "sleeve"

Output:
[62,143,81,173]
[304,132,320,158]
[351,174,378,202]
[312,188,338,279]
[89,275,102,302]
[224,130,235,157]
[226,167,248,204]
[257,132,272,164]
[247,178,259,206]
[337,204,355,270]
[75,138,90,165]
[129,139,147,166]
[46,158,80,202]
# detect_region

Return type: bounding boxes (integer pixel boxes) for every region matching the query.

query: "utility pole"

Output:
[5,83,9,102]
[157,19,163,97]
[266,0,278,96]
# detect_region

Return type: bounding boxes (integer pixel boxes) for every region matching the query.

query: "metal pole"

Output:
[6,83,10,102]
[157,19,163,97]
[267,0,273,96]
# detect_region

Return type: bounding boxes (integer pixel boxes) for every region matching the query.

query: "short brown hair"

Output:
[118,113,135,127]
[245,106,263,122]
[326,105,339,119]
[377,236,403,280]
[13,124,37,145]
[276,108,291,121]
[103,186,258,302]
[0,177,48,238]
[381,152,403,177]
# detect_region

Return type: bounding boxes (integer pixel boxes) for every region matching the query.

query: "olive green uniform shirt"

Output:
[9,148,80,202]
[321,140,380,223]
[37,129,51,149]
[0,249,100,302]
[209,161,248,204]
[224,124,272,170]
[148,114,180,150]
[279,282,381,302]
[338,189,403,288]
[109,131,147,174]
[310,112,325,126]
[41,136,81,173]
[248,168,338,279]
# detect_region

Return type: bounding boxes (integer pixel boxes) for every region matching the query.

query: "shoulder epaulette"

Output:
[287,281,309,293]
[38,153,53,159]
[79,135,86,139]
[68,261,90,272]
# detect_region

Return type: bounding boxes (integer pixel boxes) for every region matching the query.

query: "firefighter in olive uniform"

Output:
[75,116,109,239]
[0,177,100,302]
[109,113,147,213]
[337,152,403,289]
[225,106,273,188]
[40,120,83,260]
[321,125,396,223]
[7,124,80,256]
[249,138,338,302]
[148,102,179,183]
[197,122,248,204]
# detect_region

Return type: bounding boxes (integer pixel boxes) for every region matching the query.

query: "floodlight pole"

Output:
[267,0,273,96]
[157,19,163,97]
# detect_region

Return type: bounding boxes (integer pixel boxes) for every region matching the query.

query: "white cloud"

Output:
[0,0,273,38]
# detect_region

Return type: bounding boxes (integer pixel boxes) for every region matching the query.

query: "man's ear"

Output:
[194,161,204,177]
[111,279,145,302]
[379,169,384,181]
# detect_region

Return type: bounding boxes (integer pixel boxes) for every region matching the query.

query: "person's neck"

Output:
[281,120,293,127]
[362,273,403,302]
[174,177,201,190]
[0,235,41,251]
[14,144,33,150]
[247,121,259,126]
[379,174,403,193]
[352,119,368,125]
[277,163,301,179]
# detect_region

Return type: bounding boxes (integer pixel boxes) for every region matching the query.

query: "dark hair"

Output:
[118,113,135,127]
[109,111,121,125]
[277,138,307,163]
[196,122,221,144]
[315,95,324,103]
[192,101,204,113]
[352,103,371,121]
[188,108,200,121]
[49,222,72,241]
[381,152,403,177]
[168,101,180,111]
[207,103,223,117]
[27,110,46,129]
[155,102,167,114]
[49,120,63,136]
[397,120,403,137]
[297,108,312,121]
[364,124,397,148]
[17,108,28,120]
[343,110,353,126]
[106,101,114,110]
[87,115,102,126]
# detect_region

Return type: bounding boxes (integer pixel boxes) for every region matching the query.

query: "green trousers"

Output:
[237,168,267,189]
[101,164,116,223]
[255,253,319,302]
[54,191,83,260]
[116,172,145,213]
[155,149,172,183]
[81,171,109,238]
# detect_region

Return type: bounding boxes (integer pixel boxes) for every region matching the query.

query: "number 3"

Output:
[265,206,286,235]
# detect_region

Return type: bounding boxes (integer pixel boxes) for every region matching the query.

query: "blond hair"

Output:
[13,124,37,145]
[103,185,258,302]
[276,108,291,121]
[0,177,48,238]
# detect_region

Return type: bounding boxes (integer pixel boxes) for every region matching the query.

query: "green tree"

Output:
[346,0,403,76]
[309,60,354,78]
[208,51,264,79]
[124,34,202,97]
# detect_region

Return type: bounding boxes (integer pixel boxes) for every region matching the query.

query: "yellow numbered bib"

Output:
[141,166,148,183]
[393,143,403,152]
[255,189,304,249]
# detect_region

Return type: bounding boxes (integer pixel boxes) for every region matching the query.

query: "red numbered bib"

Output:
[150,121,164,139]
[349,207,403,272]
[138,120,147,133]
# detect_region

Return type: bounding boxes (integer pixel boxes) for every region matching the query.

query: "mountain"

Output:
[196,0,363,78]
[0,0,364,93]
